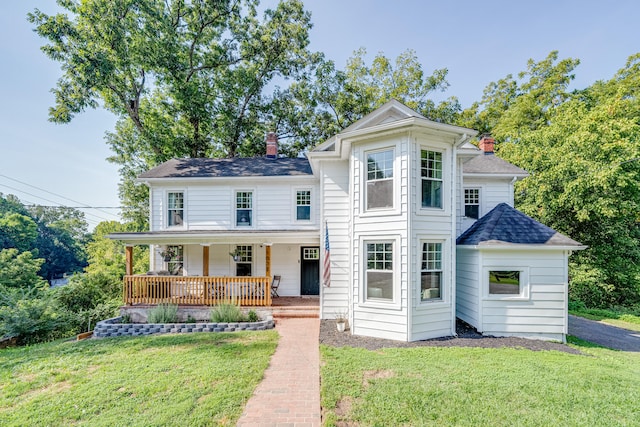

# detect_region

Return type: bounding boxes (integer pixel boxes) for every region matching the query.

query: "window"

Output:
[464,188,480,219]
[421,242,442,301]
[167,192,184,226]
[236,191,252,226]
[165,245,183,275]
[366,150,394,210]
[296,190,311,221]
[235,245,252,276]
[421,150,442,208]
[303,247,319,260]
[488,271,521,295]
[365,242,393,301]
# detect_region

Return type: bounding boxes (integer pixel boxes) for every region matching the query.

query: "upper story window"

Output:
[236,191,253,227]
[464,188,480,219]
[421,150,442,209]
[365,241,394,301]
[366,149,394,210]
[167,192,184,226]
[421,242,442,301]
[296,190,311,221]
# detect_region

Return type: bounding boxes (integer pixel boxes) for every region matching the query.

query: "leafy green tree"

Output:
[0,213,38,253]
[0,249,47,290]
[466,52,640,307]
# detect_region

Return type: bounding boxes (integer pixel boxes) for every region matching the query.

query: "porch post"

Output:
[202,245,210,276]
[125,245,133,276]
[265,245,272,278]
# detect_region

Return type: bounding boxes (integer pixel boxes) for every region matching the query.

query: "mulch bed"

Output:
[319,319,581,354]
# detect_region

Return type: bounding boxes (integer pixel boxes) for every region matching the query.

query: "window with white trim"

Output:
[464,188,480,219]
[486,268,530,300]
[366,149,394,210]
[420,242,442,301]
[303,247,319,260]
[421,150,442,208]
[296,190,311,221]
[365,241,393,301]
[235,245,252,276]
[236,191,252,226]
[167,192,184,226]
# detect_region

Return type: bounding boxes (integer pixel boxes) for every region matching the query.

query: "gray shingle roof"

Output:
[463,154,528,176]
[457,203,583,247]
[138,157,313,179]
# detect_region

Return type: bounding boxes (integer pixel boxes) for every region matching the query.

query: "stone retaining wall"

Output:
[94,315,275,339]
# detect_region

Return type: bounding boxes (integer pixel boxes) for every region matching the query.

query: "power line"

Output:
[0,183,113,223]
[0,173,120,219]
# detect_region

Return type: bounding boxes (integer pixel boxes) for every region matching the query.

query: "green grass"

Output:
[569,306,640,332]
[321,343,640,426]
[0,331,278,426]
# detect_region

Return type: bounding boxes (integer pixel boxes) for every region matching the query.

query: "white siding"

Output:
[478,249,569,342]
[409,134,457,341]
[455,247,480,328]
[459,177,515,235]
[147,178,319,231]
[319,160,351,319]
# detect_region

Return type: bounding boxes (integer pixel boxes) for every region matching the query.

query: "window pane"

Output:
[465,205,479,219]
[489,271,520,295]
[236,210,252,226]
[236,263,252,276]
[367,271,393,300]
[297,205,311,220]
[367,151,393,179]
[367,179,393,209]
[422,179,442,208]
[421,151,442,179]
[421,272,441,301]
[168,210,183,226]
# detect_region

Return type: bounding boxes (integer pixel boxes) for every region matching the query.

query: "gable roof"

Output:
[138,157,313,179]
[462,153,529,177]
[311,100,477,153]
[457,203,583,248]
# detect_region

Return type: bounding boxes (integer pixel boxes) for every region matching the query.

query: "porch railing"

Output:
[123,275,272,306]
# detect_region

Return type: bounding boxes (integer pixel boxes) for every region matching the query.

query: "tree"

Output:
[30,0,316,225]
[465,52,640,307]
[0,249,47,290]
[0,213,38,253]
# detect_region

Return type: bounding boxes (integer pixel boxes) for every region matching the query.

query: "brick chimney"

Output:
[478,134,495,155]
[266,132,278,159]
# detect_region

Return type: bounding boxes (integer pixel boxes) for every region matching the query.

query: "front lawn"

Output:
[321,341,640,426]
[0,331,278,426]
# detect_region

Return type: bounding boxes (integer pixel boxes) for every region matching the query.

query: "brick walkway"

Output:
[237,318,321,427]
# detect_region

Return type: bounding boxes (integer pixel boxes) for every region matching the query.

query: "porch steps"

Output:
[271,306,319,319]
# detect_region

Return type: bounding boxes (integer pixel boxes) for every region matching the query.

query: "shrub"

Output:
[247,310,259,322]
[210,302,246,323]
[147,304,178,323]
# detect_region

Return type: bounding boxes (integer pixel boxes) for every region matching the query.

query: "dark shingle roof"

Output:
[463,154,528,176]
[457,203,582,247]
[138,157,313,179]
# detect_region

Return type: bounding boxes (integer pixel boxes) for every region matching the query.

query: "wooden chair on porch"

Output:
[270,275,281,298]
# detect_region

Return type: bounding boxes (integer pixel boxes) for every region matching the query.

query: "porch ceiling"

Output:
[108,229,320,245]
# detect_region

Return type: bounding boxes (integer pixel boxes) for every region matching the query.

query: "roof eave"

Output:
[457,244,587,251]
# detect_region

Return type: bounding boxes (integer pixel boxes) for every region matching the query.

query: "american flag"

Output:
[323,221,331,287]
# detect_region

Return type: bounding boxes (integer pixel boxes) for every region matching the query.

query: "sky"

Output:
[1,0,639,229]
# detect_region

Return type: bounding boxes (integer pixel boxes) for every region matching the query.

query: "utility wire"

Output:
[0,183,113,223]
[0,173,120,219]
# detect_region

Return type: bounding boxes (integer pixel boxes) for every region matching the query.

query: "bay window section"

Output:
[365,242,393,301]
[366,149,394,210]
[421,150,442,208]
[420,242,442,301]
[167,192,184,226]
[236,191,253,226]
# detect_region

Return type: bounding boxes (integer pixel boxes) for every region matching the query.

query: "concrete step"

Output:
[271,309,319,319]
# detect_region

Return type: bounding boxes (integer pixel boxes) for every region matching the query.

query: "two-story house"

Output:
[111,100,584,342]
